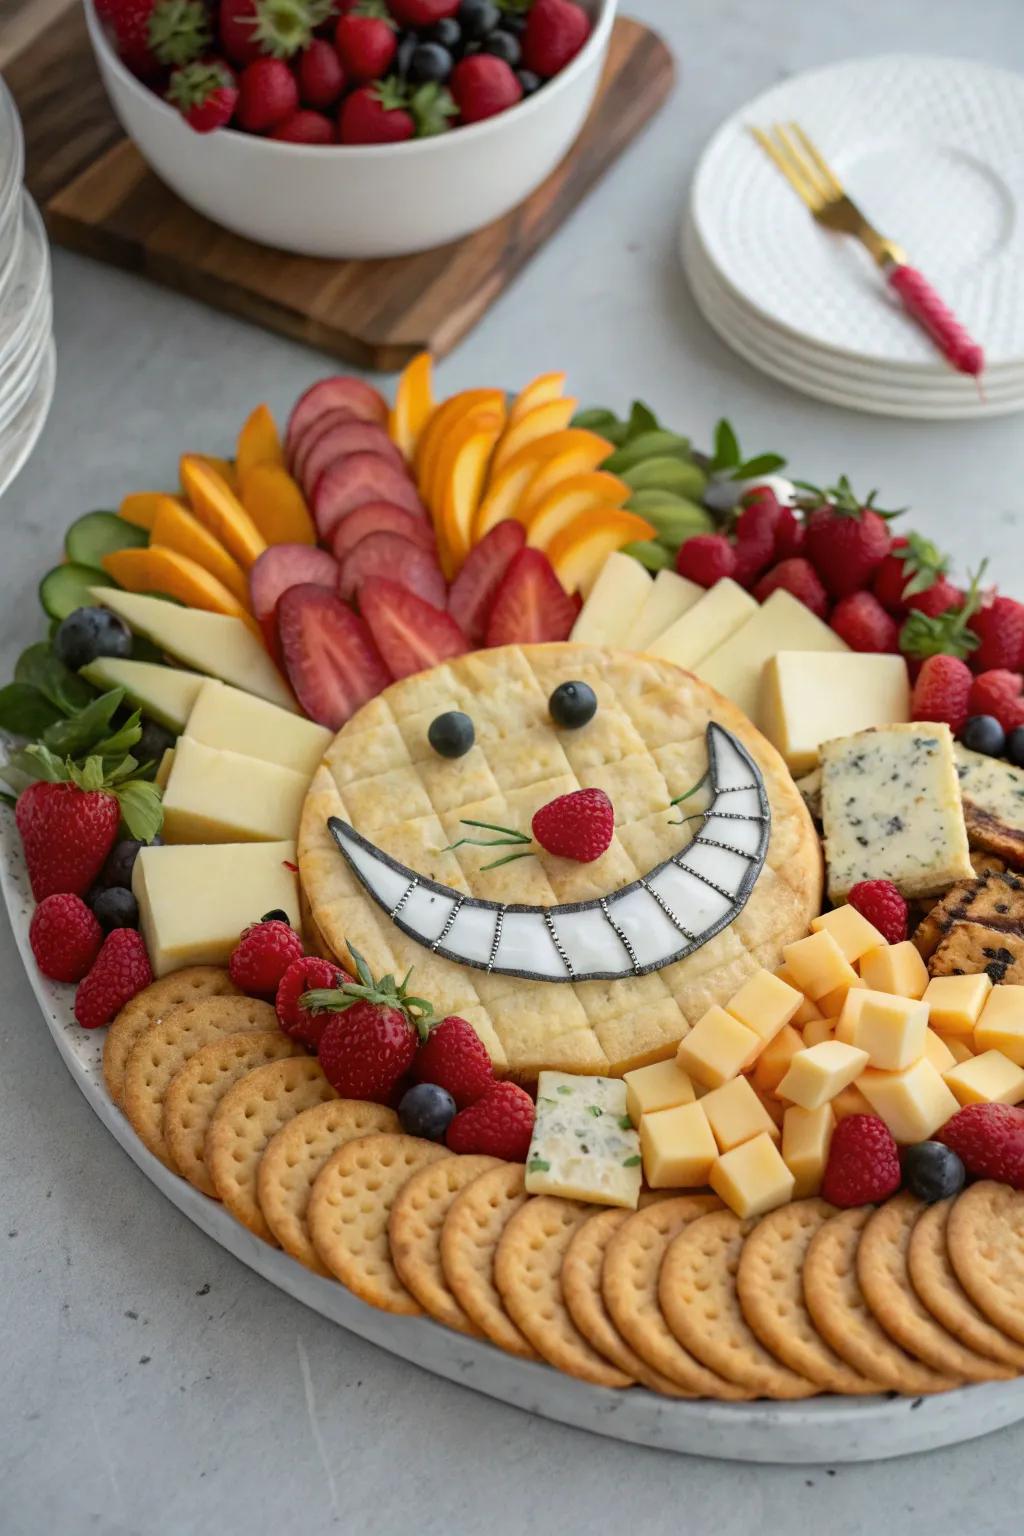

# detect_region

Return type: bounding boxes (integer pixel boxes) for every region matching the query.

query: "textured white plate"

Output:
[0,336,55,500]
[692,55,1024,373]
[2,801,1022,1461]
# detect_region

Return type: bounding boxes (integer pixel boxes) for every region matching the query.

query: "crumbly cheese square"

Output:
[820,723,973,901]
[525,1071,642,1208]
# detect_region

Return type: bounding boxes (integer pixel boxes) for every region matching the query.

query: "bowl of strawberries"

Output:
[84,0,613,258]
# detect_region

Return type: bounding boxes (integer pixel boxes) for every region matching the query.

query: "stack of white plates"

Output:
[0,74,56,498]
[683,56,1024,420]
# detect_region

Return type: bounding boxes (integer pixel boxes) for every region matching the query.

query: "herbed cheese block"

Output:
[162,736,309,843]
[645,578,757,671]
[761,651,910,774]
[569,552,651,647]
[184,678,331,777]
[695,590,848,729]
[954,744,1024,867]
[820,723,973,901]
[623,568,703,651]
[525,1071,642,1208]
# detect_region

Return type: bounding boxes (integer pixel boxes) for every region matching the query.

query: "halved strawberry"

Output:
[331,503,436,563]
[249,543,340,658]
[339,531,446,608]
[286,376,388,463]
[359,577,469,680]
[277,583,391,727]
[312,452,427,539]
[484,548,581,646]
[447,520,525,646]
[300,419,409,501]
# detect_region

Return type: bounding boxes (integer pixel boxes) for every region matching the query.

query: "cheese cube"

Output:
[640,1101,718,1188]
[184,678,331,777]
[811,905,886,963]
[947,1036,975,1064]
[751,1025,803,1096]
[777,1041,870,1111]
[526,1072,642,1208]
[570,552,651,647]
[709,1133,795,1218]
[831,1083,874,1119]
[700,1075,780,1151]
[860,941,929,1001]
[802,1017,836,1048]
[923,1029,956,1075]
[943,1051,1024,1107]
[676,1006,762,1088]
[782,1104,835,1199]
[695,589,848,727]
[622,568,703,652]
[774,966,822,1025]
[858,1060,960,1143]
[645,578,757,670]
[752,1083,786,1129]
[923,973,994,1037]
[782,930,858,1002]
[726,968,803,1044]
[761,650,910,775]
[974,986,1024,1064]
[162,737,308,844]
[849,991,928,1071]
[819,975,865,1019]
[624,1058,695,1125]
[836,987,869,1043]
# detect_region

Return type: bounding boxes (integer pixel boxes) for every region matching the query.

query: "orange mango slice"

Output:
[489,397,578,479]
[473,429,613,541]
[507,371,566,428]
[149,495,251,608]
[426,393,507,518]
[415,388,506,497]
[101,546,259,632]
[547,509,657,596]
[236,404,284,481]
[524,474,633,551]
[120,491,183,530]
[520,438,618,516]
[439,411,505,578]
[181,454,239,494]
[180,455,268,570]
[239,463,317,546]
[390,351,435,461]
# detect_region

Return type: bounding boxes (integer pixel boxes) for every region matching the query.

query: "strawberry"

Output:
[820,1114,902,1207]
[271,108,336,141]
[484,549,581,646]
[229,917,305,996]
[847,880,908,944]
[829,591,900,653]
[276,955,352,1050]
[388,0,459,22]
[277,584,391,729]
[167,59,239,132]
[359,577,469,678]
[936,1103,1024,1189]
[802,478,895,598]
[338,79,414,142]
[306,947,434,1101]
[732,495,779,587]
[95,0,211,77]
[532,787,613,863]
[237,56,300,130]
[335,5,396,83]
[772,505,804,560]
[219,0,332,65]
[910,654,973,734]
[75,930,154,1030]
[447,520,526,646]
[297,38,346,107]
[752,558,828,620]
[30,894,103,983]
[413,1015,495,1108]
[451,55,523,123]
[872,533,951,617]
[522,0,592,78]
[969,594,1024,674]
[446,1081,535,1161]
[969,670,1024,733]
[676,534,736,588]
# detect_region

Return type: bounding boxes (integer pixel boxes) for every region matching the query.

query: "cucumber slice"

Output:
[622,541,671,573]
[39,563,109,622]
[65,510,148,568]
[603,431,693,475]
[622,457,708,499]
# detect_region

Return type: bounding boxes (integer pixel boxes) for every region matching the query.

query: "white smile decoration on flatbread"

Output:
[328,724,770,985]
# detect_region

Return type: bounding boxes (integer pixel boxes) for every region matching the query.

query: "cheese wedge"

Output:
[622,568,703,651]
[569,551,651,647]
[645,578,757,670]
[762,651,910,774]
[162,737,308,844]
[184,679,330,777]
[695,591,848,727]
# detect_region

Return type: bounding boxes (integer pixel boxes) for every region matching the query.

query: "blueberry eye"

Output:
[549,681,597,730]
[428,711,475,758]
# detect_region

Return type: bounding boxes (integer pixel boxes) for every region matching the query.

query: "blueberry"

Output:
[137,718,176,771]
[549,681,597,730]
[1007,726,1024,768]
[458,0,500,40]
[399,1082,457,1141]
[902,1141,966,1203]
[481,28,520,65]
[428,710,475,758]
[100,838,145,889]
[429,17,461,49]
[516,68,542,96]
[53,607,132,671]
[395,29,419,78]
[92,886,139,931]
[961,714,1006,757]
[410,41,453,82]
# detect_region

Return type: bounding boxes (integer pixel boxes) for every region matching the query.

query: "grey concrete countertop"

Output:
[3,2,1024,1531]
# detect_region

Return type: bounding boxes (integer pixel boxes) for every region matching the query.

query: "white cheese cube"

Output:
[525,1072,642,1208]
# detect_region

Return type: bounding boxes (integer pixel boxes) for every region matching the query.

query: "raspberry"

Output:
[936,1103,1024,1189]
[910,654,973,734]
[970,595,1024,673]
[413,1016,495,1109]
[829,591,900,653]
[532,787,613,863]
[74,929,153,1030]
[29,893,103,982]
[229,918,304,996]
[821,1114,902,1207]
[676,534,736,588]
[847,880,908,944]
[969,670,1024,732]
[752,558,828,619]
[445,1081,536,1161]
[276,955,352,1051]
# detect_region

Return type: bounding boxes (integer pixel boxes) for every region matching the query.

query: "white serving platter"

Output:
[3,801,1023,1463]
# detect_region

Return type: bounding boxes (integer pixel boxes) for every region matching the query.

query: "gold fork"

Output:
[749,121,983,378]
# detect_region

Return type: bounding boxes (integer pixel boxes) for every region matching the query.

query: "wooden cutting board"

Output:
[2,1,674,371]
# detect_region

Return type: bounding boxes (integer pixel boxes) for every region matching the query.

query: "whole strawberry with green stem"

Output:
[873,532,958,618]
[798,475,900,599]
[900,563,986,665]
[167,59,239,132]
[219,0,336,65]
[95,0,212,78]
[304,947,434,1101]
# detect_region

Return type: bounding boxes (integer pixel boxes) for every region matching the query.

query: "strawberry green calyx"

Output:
[3,744,164,844]
[892,531,950,599]
[301,945,435,1039]
[900,562,987,661]
[168,59,235,110]
[793,473,904,521]
[371,74,413,112]
[410,82,458,137]
[148,0,212,67]
[241,0,334,59]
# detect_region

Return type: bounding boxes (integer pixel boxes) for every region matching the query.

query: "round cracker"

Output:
[103,967,240,1107]
[494,1196,633,1389]
[601,1196,748,1399]
[257,1099,399,1276]
[388,1154,501,1335]
[947,1181,1024,1347]
[161,1030,303,1193]
[439,1163,539,1360]
[737,1199,880,1394]
[561,1210,688,1396]
[803,1206,958,1394]
[857,1193,1013,1383]
[659,1210,817,1399]
[908,1197,1024,1370]
[308,1133,450,1314]
[122,996,278,1168]
[205,1057,338,1243]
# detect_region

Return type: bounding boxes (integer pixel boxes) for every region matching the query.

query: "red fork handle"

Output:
[886,264,984,377]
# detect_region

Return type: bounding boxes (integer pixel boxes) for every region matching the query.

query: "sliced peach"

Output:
[507,371,566,428]
[414,387,505,489]
[473,429,613,541]
[181,454,239,494]
[101,546,259,632]
[425,393,507,517]
[180,454,267,570]
[389,351,435,461]
[489,397,578,479]
[239,463,317,546]
[524,474,633,551]
[236,404,284,480]
[547,509,657,596]
[120,491,183,530]
[520,440,618,514]
[150,496,251,608]
[439,412,505,577]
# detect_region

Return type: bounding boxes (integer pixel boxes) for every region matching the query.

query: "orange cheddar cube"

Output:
[849,990,928,1071]
[700,1076,780,1152]
[726,968,803,1045]
[640,1101,718,1188]
[709,1133,795,1219]
[922,973,993,1038]
[751,1025,804,1097]
[943,1050,1024,1107]
[974,986,1024,1064]
[802,1017,836,1048]
[774,965,823,1025]
[818,975,866,1020]
[811,904,886,963]
[858,1059,960,1143]
[946,1035,975,1064]
[777,1040,869,1111]
[783,930,858,1002]
[859,941,929,1001]
[831,1082,875,1120]
[624,1058,695,1125]
[676,1006,762,1089]
[782,1103,835,1199]
[923,1029,956,1075]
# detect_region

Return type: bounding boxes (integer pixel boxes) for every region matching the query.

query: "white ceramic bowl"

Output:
[84,0,616,259]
